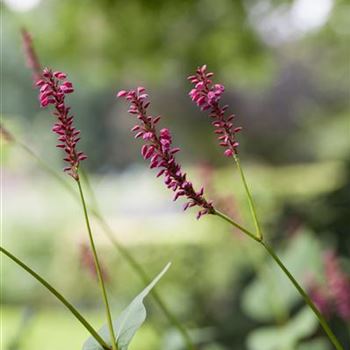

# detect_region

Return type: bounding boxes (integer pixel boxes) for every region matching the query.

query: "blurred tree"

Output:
[2,0,349,168]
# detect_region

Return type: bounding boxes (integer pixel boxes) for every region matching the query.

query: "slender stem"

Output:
[12,138,196,350]
[233,154,262,240]
[261,241,343,350]
[213,209,261,242]
[233,155,288,319]
[94,215,197,350]
[76,179,118,350]
[0,246,110,350]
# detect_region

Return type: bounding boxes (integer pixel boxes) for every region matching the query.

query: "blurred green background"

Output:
[2,0,350,349]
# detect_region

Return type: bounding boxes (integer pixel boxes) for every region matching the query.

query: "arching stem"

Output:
[0,246,110,350]
[76,178,118,350]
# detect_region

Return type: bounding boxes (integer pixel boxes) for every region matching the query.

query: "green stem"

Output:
[14,138,196,350]
[233,155,262,240]
[261,241,343,350]
[0,246,110,350]
[213,209,261,242]
[213,210,343,350]
[231,154,342,347]
[76,179,118,350]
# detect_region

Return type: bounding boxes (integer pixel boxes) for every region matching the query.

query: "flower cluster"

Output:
[36,68,87,179]
[117,88,214,219]
[188,65,242,157]
[309,250,350,321]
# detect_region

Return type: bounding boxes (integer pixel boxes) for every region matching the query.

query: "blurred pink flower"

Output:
[308,250,350,322]
[324,251,350,320]
[21,28,42,82]
[80,243,109,283]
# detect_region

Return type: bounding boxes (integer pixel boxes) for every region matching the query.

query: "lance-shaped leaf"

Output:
[82,262,171,350]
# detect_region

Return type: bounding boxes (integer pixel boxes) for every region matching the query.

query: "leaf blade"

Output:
[82,262,171,350]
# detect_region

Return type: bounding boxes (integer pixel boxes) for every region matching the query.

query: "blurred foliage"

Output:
[247,306,318,350]
[2,0,350,169]
[3,158,350,348]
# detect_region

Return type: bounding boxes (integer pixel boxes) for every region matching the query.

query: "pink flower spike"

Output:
[188,64,241,157]
[117,86,214,220]
[35,68,86,180]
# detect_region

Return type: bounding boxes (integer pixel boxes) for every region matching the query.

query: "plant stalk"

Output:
[76,178,118,350]
[233,154,262,240]
[261,241,343,350]
[0,246,110,350]
[213,211,343,350]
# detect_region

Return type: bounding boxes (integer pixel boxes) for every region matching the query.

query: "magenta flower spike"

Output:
[188,65,242,157]
[117,88,214,219]
[36,68,87,180]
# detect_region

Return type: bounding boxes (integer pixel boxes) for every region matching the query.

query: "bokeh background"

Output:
[2,0,350,349]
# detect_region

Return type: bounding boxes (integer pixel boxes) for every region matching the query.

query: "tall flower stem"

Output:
[261,241,344,350]
[9,136,196,350]
[212,211,343,350]
[76,178,118,350]
[233,154,262,240]
[0,246,110,350]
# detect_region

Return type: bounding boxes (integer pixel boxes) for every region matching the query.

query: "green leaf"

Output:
[246,306,318,350]
[82,262,171,350]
